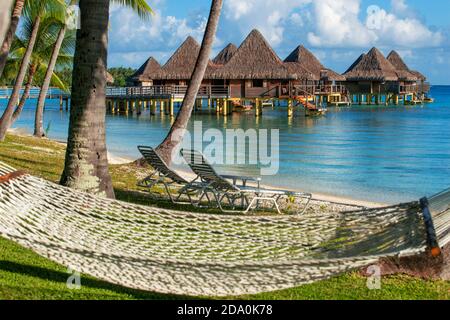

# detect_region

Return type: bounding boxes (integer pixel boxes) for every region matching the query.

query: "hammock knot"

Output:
[0,171,27,184]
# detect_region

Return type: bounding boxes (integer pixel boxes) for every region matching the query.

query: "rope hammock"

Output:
[0,161,449,297]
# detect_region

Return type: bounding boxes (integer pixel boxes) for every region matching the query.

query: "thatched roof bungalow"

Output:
[128,29,429,100]
[344,47,399,82]
[211,29,293,80]
[284,45,345,82]
[208,29,309,98]
[128,57,161,86]
[106,71,115,85]
[387,50,425,81]
[153,36,203,82]
[343,47,403,94]
[344,47,429,95]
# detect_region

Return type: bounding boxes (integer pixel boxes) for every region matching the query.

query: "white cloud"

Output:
[391,0,409,15]
[307,0,443,48]
[108,4,223,66]
[224,0,311,46]
[307,0,376,47]
[365,7,443,47]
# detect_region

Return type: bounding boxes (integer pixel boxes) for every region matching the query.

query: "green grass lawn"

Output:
[0,134,449,300]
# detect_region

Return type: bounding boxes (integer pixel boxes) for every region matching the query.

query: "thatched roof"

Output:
[284,45,345,81]
[344,54,365,74]
[210,29,295,80]
[106,71,114,84]
[284,62,318,81]
[387,50,424,81]
[410,70,426,81]
[212,43,237,65]
[153,36,210,80]
[344,47,399,81]
[131,57,161,81]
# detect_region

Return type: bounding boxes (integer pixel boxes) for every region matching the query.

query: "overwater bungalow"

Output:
[114,31,430,116]
[128,57,161,86]
[283,45,348,106]
[344,47,430,105]
[386,50,430,100]
[126,29,346,115]
[209,29,299,100]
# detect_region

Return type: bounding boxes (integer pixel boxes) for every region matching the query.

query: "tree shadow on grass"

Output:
[0,260,192,300]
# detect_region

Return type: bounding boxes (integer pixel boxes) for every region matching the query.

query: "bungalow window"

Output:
[252,80,264,88]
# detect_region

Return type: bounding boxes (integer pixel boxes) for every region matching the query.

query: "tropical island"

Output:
[0,0,449,301]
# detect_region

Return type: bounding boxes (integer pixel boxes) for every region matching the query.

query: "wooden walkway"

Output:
[0,87,70,100]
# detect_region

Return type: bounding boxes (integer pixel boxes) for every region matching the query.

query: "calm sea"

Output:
[2,85,450,204]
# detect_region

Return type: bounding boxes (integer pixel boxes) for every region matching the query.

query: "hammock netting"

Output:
[0,161,449,296]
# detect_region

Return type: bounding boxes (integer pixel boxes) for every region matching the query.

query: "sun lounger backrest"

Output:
[138,146,187,184]
[181,149,238,191]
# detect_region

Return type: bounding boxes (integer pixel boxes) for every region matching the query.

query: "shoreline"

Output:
[171,166,385,208]
[8,127,136,165]
[7,127,385,208]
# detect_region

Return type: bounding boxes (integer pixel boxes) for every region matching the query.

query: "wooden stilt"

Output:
[169,98,174,117]
[216,99,220,114]
[255,98,262,116]
[150,100,156,115]
[222,99,228,116]
[287,99,293,118]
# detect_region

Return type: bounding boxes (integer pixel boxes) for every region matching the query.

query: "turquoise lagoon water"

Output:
[2,85,450,204]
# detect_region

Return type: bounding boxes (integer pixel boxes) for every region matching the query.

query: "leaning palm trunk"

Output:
[12,64,37,124]
[34,25,67,137]
[0,15,41,142]
[155,0,223,164]
[59,0,114,198]
[0,0,25,78]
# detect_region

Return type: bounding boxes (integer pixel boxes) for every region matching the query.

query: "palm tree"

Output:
[3,17,74,125]
[0,0,25,78]
[156,0,223,164]
[0,0,65,141]
[35,0,152,138]
[59,0,152,198]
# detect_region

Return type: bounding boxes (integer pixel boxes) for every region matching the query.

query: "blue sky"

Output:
[108,0,450,84]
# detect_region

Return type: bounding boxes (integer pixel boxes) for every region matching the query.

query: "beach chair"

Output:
[180,148,312,214]
[137,146,202,204]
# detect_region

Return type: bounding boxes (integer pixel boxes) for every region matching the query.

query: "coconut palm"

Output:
[35,0,152,138]
[59,0,152,198]
[0,0,66,141]
[0,0,26,78]
[2,17,74,125]
[155,0,223,164]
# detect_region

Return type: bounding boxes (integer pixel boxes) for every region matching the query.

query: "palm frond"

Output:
[111,0,153,20]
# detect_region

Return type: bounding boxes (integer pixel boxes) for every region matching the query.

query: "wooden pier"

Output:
[0,87,70,110]
[104,83,351,117]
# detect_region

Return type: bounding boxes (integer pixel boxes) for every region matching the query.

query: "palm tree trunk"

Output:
[155,0,223,165]
[59,0,114,199]
[34,25,67,137]
[0,0,25,78]
[0,15,41,142]
[12,64,37,124]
